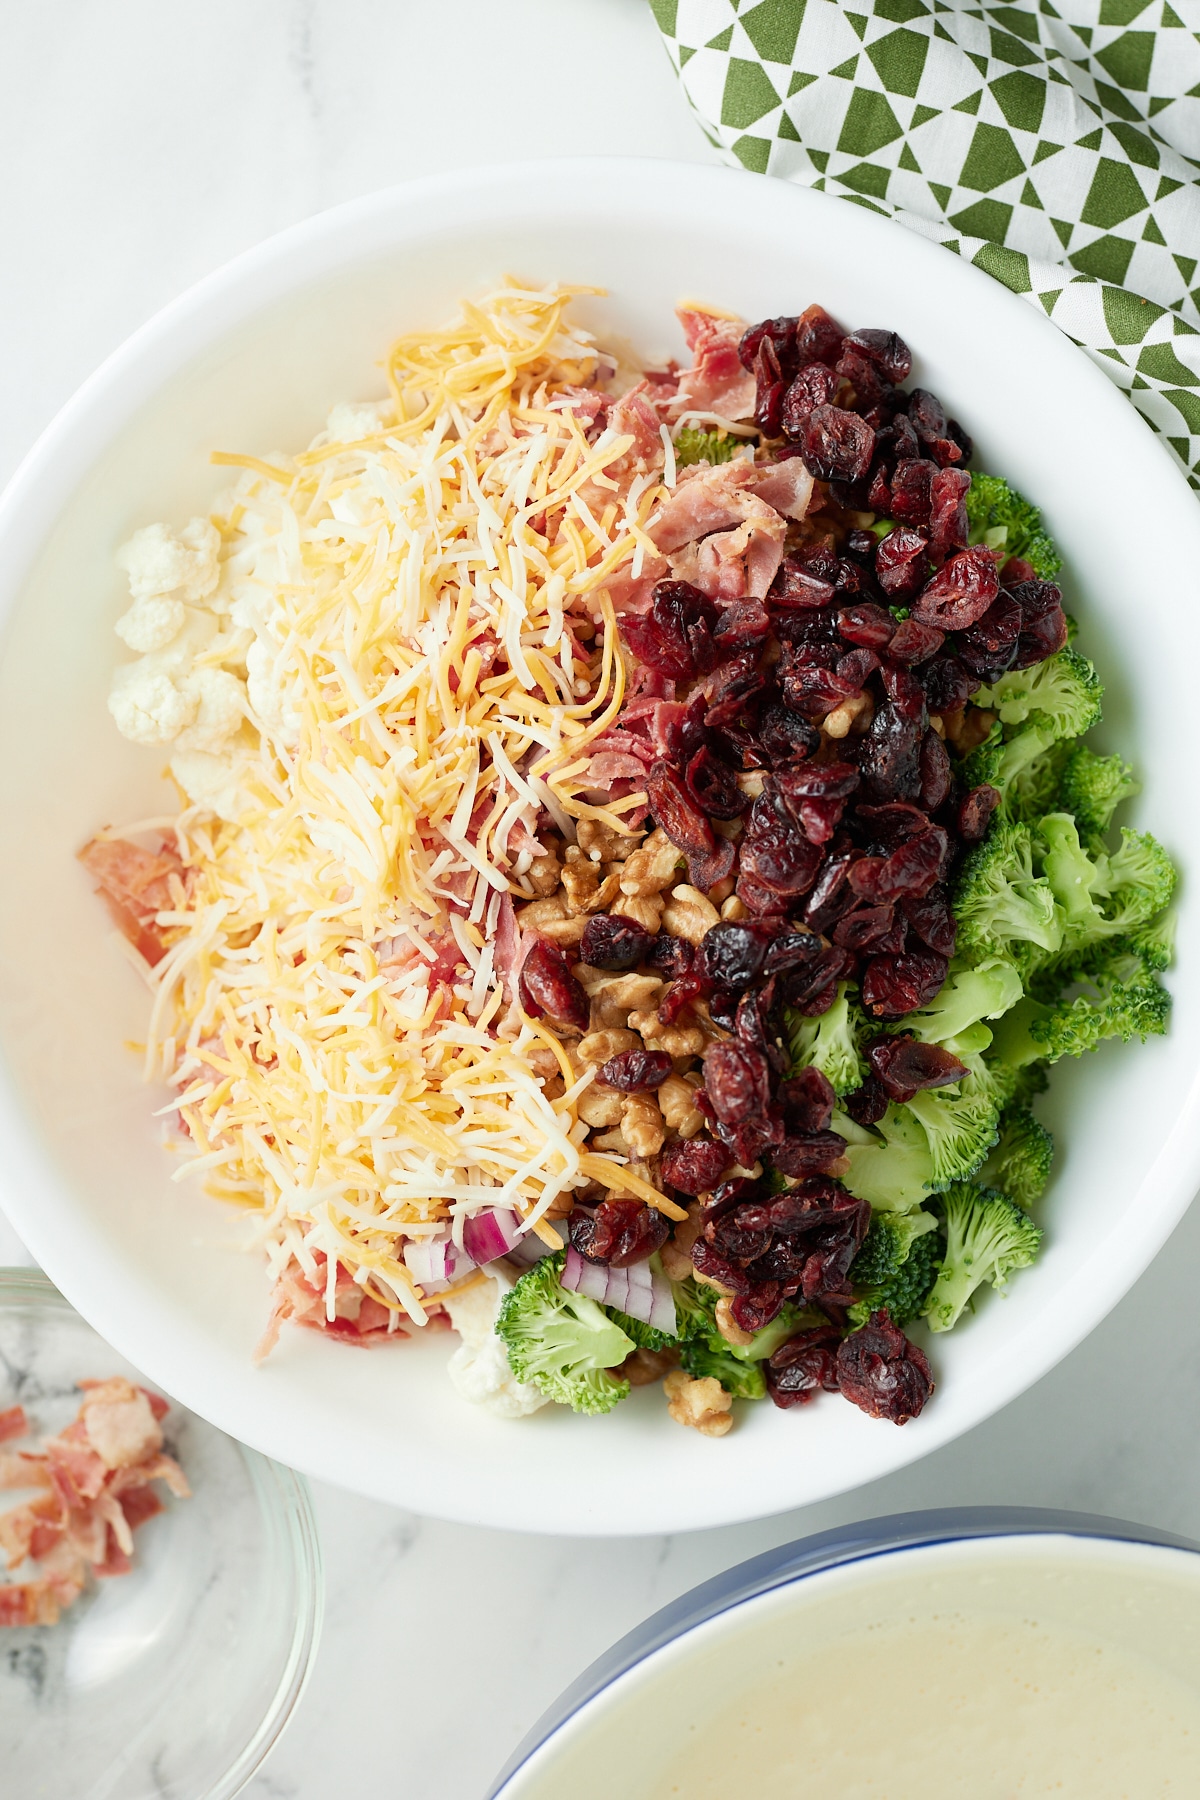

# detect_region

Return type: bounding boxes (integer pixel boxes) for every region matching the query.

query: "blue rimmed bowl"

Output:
[490,1506,1200,1798]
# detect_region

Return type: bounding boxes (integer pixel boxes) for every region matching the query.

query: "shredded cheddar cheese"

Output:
[137,283,670,1322]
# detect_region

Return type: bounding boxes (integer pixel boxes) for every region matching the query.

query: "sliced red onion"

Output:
[506,1234,554,1268]
[403,1238,476,1293]
[561,1246,677,1336]
[462,1206,523,1266]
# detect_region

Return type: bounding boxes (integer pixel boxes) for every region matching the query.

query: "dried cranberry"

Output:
[928,466,971,556]
[859,702,923,804]
[579,914,651,971]
[776,761,861,804]
[1013,606,1069,669]
[880,662,927,721]
[836,1309,934,1423]
[758,703,820,764]
[597,1048,674,1092]
[854,802,928,846]
[835,345,894,412]
[957,590,1022,680]
[875,525,930,601]
[850,829,947,902]
[646,761,713,857]
[907,389,962,468]
[844,1073,889,1126]
[780,659,860,719]
[731,1287,788,1334]
[763,932,822,978]
[713,597,772,659]
[868,1034,968,1101]
[778,1066,837,1134]
[804,846,857,932]
[519,938,589,1030]
[694,920,772,989]
[889,457,936,527]
[766,1327,842,1407]
[878,411,920,463]
[772,1131,849,1177]
[918,728,953,814]
[837,602,895,649]
[833,902,896,949]
[795,304,845,366]
[781,362,838,438]
[836,645,880,690]
[834,556,882,602]
[843,327,912,385]
[682,745,745,821]
[620,581,717,680]
[911,547,1000,631]
[644,933,693,979]
[569,1198,670,1267]
[702,1041,773,1128]
[660,1135,732,1196]
[738,314,800,374]
[740,821,823,898]
[958,783,1001,844]
[658,974,704,1028]
[782,945,853,1013]
[802,405,876,484]
[796,795,846,845]
[753,338,788,438]
[770,556,838,611]
[920,653,980,714]
[901,884,957,957]
[861,949,948,1019]
[886,617,944,666]
[736,873,793,917]
[1000,556,1036,587]
[704,656,767,729]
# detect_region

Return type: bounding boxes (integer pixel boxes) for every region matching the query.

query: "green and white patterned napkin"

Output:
[650,0,1200,486]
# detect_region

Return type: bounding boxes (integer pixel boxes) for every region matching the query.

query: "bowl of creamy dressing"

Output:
[490,1508,1200,1800]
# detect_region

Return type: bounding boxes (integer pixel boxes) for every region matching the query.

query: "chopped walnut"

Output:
[720,895,749,921]
[526,849,562,896]
[661,884,721,945]
[538,915,588,946]
[707,875,737,905]
[561,847,623,916]
[620,1092,666,1158]
[578,819,642,863]
[526,1044,562,1081]
[714,1297,755,1348]
[577,1027,640,1064]
[619,828,685,898]
[657,1074,705,1139]
[590,1126,630,1156]
[659,1202,702,1281]
[516,895,567,933]
[578,1086,626,1128]
[611,892,665,932]
[664,1370,733,1437]
[628,1010,707,1059]
[620,1344,681,1386]
[941,705,997,753]
[822,688,874,740]
[587,974,665,1030]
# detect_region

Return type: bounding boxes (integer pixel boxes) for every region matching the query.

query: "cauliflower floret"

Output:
[444,1272,549,1419]
[109,665,197,745]
[246,635,302,749]
[174,668,246,756]
[170,748,255,822]
[326,400,392,444]
[115,595,187,654]
[116,519,220,603]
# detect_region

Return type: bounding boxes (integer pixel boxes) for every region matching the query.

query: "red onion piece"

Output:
[462,1207,524,1265]
[402,1237,476,1293]
[561,1246,677,1335]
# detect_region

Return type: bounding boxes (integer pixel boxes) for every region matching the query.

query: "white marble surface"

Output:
[2,5,1199,1797]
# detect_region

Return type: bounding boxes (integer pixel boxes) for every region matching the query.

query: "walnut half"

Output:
[663,1369,733,1437]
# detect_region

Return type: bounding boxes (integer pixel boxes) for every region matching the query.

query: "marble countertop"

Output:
[3,5,1199,1796]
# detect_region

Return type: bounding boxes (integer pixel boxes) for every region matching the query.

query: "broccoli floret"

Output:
[1120,906,1176,973]
[680,1338,768,1400]
[964,473,1063,580]
[849,1224,944,1328]
[1058,745,1138,850]
[849,1208,939,1286]
[906,956,1025,1047]
[978,1103,1054,1208]
[1035,816,1176,961]
[962,721,1065,818]
[674,425,740,468]
[1007,736,1073,826]
[975,648,1103,740]
[923,1182,1043,1332]
[671,1277,719,1343]
[785,983,866,1097]
[954,822,1063,966]
[988,947,1171,1067]
[841,1103,935,1211]
[1038,811,1108,945]
[905,1053,1010,1190]
[607,1310,675,1352]
[1092,828,1177,935]
[496,1252,634,1414]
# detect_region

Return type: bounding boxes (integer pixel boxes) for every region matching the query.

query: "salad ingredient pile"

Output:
[0,1382,188,1626]
[87,286,1174,1437]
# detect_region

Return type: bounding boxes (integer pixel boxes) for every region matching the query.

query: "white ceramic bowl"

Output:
[0,159,1196,1535]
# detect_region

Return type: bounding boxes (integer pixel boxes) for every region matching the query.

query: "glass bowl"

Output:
[0,1269,322,1800]
[490,1505,1200,1797]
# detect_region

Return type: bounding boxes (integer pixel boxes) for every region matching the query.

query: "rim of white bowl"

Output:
[0,159,1198,1530]
[488,1506,1200,1796]
[0,1268,324,1799]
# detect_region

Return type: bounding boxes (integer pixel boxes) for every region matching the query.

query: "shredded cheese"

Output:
[133,284,671,1320]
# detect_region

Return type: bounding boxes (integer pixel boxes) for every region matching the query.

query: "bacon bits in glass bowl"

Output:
[0,1270,320,1800]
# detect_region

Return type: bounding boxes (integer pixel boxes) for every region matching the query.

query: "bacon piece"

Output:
[684,505,787,602]
[601,555,670,615]
[254,1256,417,1362]
[0,1581,59,1627]
[111,1454,190,1502]
[78,836,192,966]
[0,1451,50,1491]
[0,1493,61,1570]
[607,385,666,470]
[669,310,757,422]
[78,1377,163,1471]
[46,1438,107,1508]
[116,1485,165,1531]
[748,457,816,522]
[0,1407,26,1446]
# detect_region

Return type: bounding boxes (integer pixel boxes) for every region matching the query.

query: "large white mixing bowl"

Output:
[0,160,1196,1533]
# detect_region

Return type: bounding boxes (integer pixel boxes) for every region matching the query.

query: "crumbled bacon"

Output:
[669,310,758,422]
[0,1381,189,1627]
[78,836,193,966]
